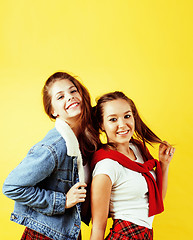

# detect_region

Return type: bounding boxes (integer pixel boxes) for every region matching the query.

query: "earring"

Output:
[52,112,58,117]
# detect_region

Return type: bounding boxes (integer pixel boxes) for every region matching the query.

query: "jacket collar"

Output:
[55,118,85,183]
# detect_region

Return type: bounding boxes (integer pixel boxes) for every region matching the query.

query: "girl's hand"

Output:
[65,182,87,209]
[159,141,175,166]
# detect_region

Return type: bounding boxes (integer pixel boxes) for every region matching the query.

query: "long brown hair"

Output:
[94,91,163,154]
[42,72,99,162]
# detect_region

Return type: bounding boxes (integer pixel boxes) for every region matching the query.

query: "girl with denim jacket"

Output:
[3,72,99,240]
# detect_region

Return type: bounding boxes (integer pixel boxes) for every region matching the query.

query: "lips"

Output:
[117,130,129,135]
[66,102,79,110]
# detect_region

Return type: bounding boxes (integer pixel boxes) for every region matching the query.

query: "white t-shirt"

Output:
[92,143,155,229]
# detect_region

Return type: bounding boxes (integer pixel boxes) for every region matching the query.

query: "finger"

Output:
[78,198,86,202]
[79,193,86,199]
[159,144,167,154]
[168,147,175,156]
[79,182,87,190]
[167,145,174,155]
[165,146,170,155]
[73,182,87,189]
[78,182,87,188]
[78,188,87,194]
[169,147,175,156]
[73,194,86,204]
[81,182,87,188]
[73,188,87,198]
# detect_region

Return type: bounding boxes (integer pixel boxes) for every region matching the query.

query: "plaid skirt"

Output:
[21,227,82,240]
[105,219,153,240]
[21,227,53,240]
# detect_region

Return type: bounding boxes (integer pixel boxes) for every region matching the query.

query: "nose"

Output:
[117,118,127,128]
[66,92,74,101]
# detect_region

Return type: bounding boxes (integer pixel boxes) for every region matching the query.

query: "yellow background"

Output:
[1,1,192,239]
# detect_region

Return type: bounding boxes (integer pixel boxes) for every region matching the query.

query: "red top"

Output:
[91,142,164,217]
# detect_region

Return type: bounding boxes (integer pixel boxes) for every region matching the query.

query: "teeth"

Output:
[67,103,78,110]
[117,130,128,135]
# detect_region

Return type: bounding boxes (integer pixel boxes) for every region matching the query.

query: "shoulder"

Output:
[30,128,67,155]
[92,158,121,184]
[92,148,117,168]
[41,128,64,144]
[94,158,120,168]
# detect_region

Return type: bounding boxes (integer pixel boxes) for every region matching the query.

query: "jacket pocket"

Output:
[57,167,73,193]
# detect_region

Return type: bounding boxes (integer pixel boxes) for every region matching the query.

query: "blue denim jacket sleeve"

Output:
[3,144,66,216]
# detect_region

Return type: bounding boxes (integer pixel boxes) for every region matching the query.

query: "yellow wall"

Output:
[1,1,192,239]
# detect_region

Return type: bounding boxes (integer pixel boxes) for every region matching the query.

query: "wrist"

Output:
[160,161,170,171]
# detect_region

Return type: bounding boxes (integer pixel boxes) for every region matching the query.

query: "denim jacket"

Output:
[2,120,85,240]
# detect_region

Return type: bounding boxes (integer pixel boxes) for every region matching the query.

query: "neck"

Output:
[116,143,136,161]
[57,117,81,137]
[71,124,81,137]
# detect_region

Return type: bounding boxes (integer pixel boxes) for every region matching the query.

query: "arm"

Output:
[159,141,175,200]
[3,144,86,215]
[90,174,112,240]
[2,145,61,215]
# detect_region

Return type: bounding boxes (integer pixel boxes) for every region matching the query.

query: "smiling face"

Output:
[50,79,82,126]
[102,98,135,148]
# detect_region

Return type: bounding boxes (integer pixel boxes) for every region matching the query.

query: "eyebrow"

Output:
[55,91,64,96]
[107,110,132,118]
[69,85,76,89]
[55,85,76,96]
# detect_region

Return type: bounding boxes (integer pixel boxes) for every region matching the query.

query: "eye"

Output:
[109,118,117,122]
[71,88,77,94]
[57,95,64,100]
[124,114,131,119]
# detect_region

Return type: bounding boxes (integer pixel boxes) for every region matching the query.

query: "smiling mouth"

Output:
[66,102,79,110]
[117,130,129,135]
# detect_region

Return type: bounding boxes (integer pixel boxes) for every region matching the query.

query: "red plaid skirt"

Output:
[105,219,153,240]
[21,227,53,240]
[21,227,82,240]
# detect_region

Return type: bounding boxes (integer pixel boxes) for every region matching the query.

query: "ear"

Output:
[100,123,105,132]
[52,110,58,118]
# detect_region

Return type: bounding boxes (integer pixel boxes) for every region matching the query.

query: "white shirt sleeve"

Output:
[92,159,120,185]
